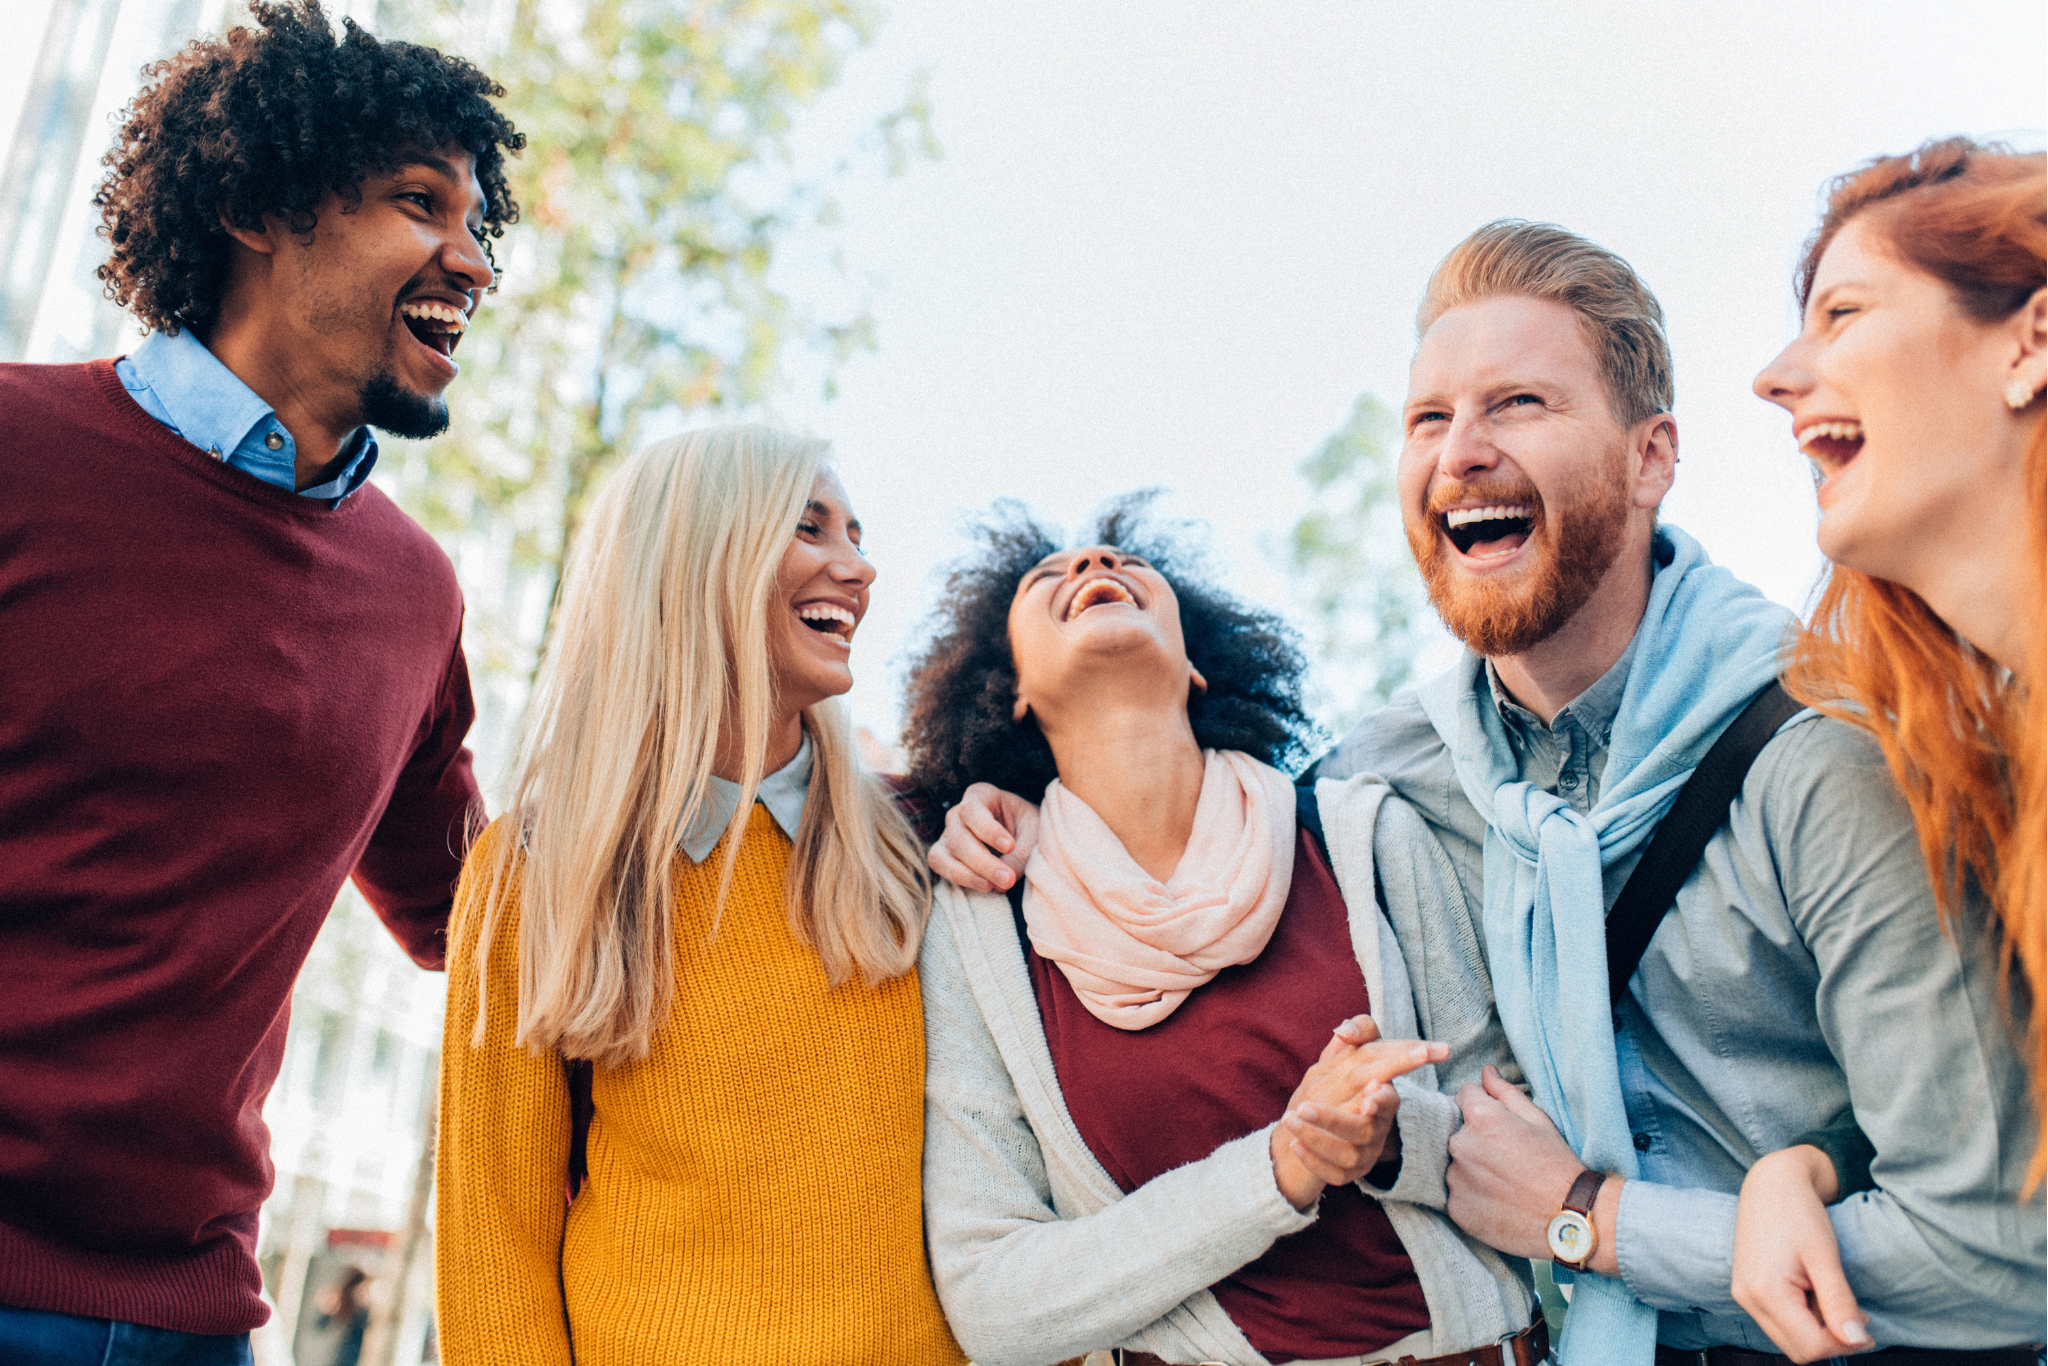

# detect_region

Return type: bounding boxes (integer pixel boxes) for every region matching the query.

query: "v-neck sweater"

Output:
[0,359,481,1334]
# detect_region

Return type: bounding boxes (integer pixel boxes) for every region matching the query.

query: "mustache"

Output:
[1424,476,1545,520]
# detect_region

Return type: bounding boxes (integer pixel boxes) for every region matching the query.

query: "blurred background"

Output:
[3,0,2042,1361]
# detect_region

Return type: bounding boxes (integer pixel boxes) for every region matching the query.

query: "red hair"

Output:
[1784,137,2047,1182]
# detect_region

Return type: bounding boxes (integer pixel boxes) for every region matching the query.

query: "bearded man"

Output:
[0,3,522,1361]
[929,222,2042,1363]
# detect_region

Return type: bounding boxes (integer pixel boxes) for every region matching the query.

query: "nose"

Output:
[441,223,496,297]
[1753,339,1812,409]
[829,536,876,589]
[1066,547,1122,577]
[1438,410,1501,481]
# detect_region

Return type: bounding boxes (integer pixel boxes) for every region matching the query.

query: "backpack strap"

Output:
[1295,782,1331,867]
[1605,679,1804,1004]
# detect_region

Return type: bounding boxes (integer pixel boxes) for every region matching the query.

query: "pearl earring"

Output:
[2009,377,2041,411]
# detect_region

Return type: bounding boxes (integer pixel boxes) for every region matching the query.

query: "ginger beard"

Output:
[1406,448,1634,658]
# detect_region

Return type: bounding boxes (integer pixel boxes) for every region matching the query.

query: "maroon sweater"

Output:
[1031,830,1431,1362]
[0,361,481,1334]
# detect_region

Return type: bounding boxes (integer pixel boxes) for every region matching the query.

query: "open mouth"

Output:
[399,300,468,359]
[796,601,856,644]
[1797,420,1864,476]
[1064,577,1135,620]
[1442,503,1536,558]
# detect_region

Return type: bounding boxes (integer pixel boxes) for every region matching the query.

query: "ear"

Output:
[2005,287,2046,410]
[1012,690,1031,723]
[219,209,279,258]
[1189,665,1209,694]
[1631,413,1678,511]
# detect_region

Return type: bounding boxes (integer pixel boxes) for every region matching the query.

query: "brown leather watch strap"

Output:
[1563,1166,1607,1214]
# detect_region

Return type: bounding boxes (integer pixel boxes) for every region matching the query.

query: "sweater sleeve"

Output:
[352,632,483,970]
[434,822,574,1366]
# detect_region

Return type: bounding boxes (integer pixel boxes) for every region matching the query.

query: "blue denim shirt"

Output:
[114,329,377,505]
[1320,641,2046,1350]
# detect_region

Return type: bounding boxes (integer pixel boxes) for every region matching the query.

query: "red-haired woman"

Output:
[1740,138,2045,1361]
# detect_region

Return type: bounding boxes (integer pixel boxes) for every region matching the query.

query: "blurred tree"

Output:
[372,0,937,703]
[1282,393,1442,738]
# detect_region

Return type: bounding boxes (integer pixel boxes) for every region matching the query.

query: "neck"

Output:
[1038,699,1206,883]
[1899,493,2038,686]
[203,300,362,490]
[1489,537,1655,725]
[710,709,805,785]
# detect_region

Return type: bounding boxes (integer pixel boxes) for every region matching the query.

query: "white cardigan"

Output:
[920,774,1536,1366]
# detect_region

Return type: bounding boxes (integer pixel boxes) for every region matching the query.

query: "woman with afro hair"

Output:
[901,496,1544,1366]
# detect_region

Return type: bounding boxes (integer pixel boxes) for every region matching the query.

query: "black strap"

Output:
[1605,680,1804,1004]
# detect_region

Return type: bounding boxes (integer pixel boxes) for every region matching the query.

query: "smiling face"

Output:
[260,143,495,438]
[1753,217,2040,587]
[1399,294,1666,657]
[766,468,875,714]
[1006,545,1195,723]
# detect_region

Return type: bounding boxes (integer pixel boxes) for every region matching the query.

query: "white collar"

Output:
[680,732,813,864]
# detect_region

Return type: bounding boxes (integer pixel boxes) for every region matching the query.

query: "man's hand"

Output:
[929,783,1040,892]
[1732,1146,1874,1361]
[1271,1016,1446,1211]
[1447,1064,1621,1273]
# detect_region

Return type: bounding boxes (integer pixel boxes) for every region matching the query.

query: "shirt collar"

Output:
[680,732,814,864]
[1486,629,1639,746]
[123,329,379,504]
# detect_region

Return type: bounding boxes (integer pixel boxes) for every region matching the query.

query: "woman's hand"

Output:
[929,783,1040,891]
[1732,1145,1874,1361]
[1270,1016,1447,1211]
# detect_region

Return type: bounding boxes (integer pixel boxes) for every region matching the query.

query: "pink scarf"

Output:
[1023,749,1297,1030]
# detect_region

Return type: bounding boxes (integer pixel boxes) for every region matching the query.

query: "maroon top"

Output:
[1029,824,1431,1362]
[0,361,481,1333]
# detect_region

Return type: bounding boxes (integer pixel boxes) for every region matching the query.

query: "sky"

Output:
[762,0,2046,745]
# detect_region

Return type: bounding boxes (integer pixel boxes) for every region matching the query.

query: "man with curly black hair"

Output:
[0,3,523,1361]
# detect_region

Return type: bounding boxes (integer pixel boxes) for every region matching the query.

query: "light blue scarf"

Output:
[1418,527,1794,1365]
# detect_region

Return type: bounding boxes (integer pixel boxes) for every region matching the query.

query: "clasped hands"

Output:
[1270,1015,1447,1211]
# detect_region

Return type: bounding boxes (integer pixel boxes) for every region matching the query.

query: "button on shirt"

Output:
[114,329,378,505]
[1319,642,2044,1349]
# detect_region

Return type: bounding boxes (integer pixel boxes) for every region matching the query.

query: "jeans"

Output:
[0,1304,252,1366]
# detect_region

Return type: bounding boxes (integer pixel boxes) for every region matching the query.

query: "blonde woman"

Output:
[435,425,963,1365]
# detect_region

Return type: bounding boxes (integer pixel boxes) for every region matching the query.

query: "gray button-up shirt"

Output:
[1319,644,2045,1350]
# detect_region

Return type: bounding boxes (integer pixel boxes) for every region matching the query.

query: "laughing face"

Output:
[766,469,875,714]
[1753,217,2041,589]
[267,143,494,439]
[1399,295,1655,658]
[1006,545,1197,723]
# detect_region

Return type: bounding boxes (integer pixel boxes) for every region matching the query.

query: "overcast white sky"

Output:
[765,0,2046,743]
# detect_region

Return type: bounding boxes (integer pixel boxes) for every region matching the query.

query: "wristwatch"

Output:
[1546,1168,1608,1271]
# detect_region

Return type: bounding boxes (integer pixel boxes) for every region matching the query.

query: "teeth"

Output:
[399,300,469,331]
[1443,504,1533,529]
[797,603,855,629]
[1796,420,1864,451]
[1065,578,1134,621]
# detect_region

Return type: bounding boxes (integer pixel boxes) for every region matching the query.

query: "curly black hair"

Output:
[901,493,1319,809]
[93,0,525,336]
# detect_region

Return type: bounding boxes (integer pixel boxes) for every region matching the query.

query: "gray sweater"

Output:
[920,775,1536,1366]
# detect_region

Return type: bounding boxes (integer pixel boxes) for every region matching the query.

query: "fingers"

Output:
[934,799,1020,892]
[1479,1064,1552,1125]
[1285,1111,1371,1185]
[1331,1014,1380,1046]
[1807,1257,1872,1354]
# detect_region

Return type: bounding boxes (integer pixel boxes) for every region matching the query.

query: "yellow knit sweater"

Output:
[436,806,965,1366]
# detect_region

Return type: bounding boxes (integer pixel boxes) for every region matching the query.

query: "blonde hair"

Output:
[473,424,931,1066]
[1419,219,1675,426]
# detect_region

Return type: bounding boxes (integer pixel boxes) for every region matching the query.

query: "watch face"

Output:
[1547,1209,1595,1265]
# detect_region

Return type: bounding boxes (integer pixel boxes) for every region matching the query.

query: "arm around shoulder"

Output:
[435,819,575,1366]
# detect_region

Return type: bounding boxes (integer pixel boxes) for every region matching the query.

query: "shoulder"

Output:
[1744,707,1906,832]
[348,483,461,586]
[451,815,526,948]
[1319,687,1443,782]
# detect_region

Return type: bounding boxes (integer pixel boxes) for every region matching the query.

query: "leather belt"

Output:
[1654,1344,2044,1366]
[1093,1316,1549,1366]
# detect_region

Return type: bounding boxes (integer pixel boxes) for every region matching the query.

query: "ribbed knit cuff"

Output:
[1789,1117,1878,1200]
